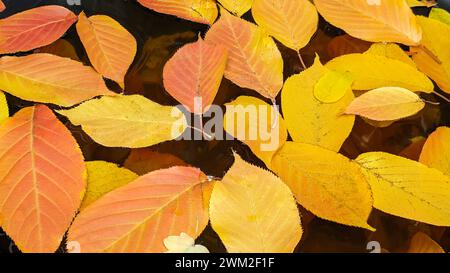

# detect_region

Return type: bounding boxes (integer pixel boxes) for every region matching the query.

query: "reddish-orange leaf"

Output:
[67,167,212,253]
[0,1,5,12]
[163,36,227,113]
[0,5,77,54]
[124,149,188,175]
[327,34,372,59]
[0,105,86,253]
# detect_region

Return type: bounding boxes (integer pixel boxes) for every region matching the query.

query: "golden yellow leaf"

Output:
[210,154,302,252]
[81,161,138,210]
[419,127,450,177]
[205,9,283,99]
[326,53,434,92]
[408,232,445,253]
[76,12,137,88]
[223,96,287,166]
[0,91,7,124]
[314,70,353,103]
[218,0,253,17]
[406,0,436,8]
[270,142,374,230]
[429,8,450,26]
[345,87,425,121]
[355,152,450,226]
[313,0,422,46]
[252,0,318,51]
[365,43,416,67]
[282,56,355,151]
[57,95,187,148]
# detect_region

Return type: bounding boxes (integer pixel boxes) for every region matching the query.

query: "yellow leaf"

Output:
[313,0,422,46]
[406,0,436,8]
[57,95,187,148]
[76,12,137,88]
[408,232,445,253]
[326,53,434,92]
[313,70,353,103]
[81,161,138,210]
[223,96,287,166]
[0,91,7,124]
[210,154,302,252]
[419,127,450,177]
[282,56,355,151]
[365,43,416,67]
[270,142,374,230]
[205,9,283,99]
[345,87,425,121]
[252,0,318,51]
[218,0,253,17]
[355,152,450,226]
[429,8,450,26]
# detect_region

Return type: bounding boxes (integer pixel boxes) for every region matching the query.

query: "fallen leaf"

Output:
[218,0,253,17]
[327,34,372,59]
[124,149,188,175]
[429,8,450,26]
[314,70,353,103]
[0,91,7,124]
[365,43,416,67]
[164,232,209,253]
[419,127,450,176]
[408,232,445,253]
[406,0,436,8]
[36,39,80,61]
[0,1,5,12]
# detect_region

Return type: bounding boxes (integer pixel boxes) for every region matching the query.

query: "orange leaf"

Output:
[124,149,188,175]
[163,36,227,113]
[0,105,86,253]
[205,9,283,99]
[137,0,218,25]
[0,1,5,12]
[0,5,77,54]
[327,35,372,59]
[408,232,445,253]
[67,167,212,253]
[0,53,115,107]
[76,12,137,89]
[419,127,450,176]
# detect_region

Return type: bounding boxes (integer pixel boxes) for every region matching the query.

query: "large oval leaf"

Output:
[0,105,86,253]
[67,167,212,253]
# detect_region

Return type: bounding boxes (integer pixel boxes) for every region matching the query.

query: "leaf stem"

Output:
[432,91,450,103]
[270,97,279,129]
[297,51,307,70]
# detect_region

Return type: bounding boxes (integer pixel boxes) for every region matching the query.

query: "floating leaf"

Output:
[366,43,416,67]
[313,0,422,46]
[252,0,318,51]
[282,57,355,152]
[0,5,77,54]
[271,142,374,230]
[223,96,287,166]
[67,167,212,253]
[408,232,445,253]
[218,0,253,17]
[0,53,114,107]
[210,154,302,252]
[429,8,450,26]
[313,70,353,103]
[124,149,188,175]
[137,0,218,25]
[0,105,86,252]
[0,91,7,124]
[345,87,425,121]
[76,12,137,88]
[419,127,450,177]
[163,36,227,113]
[356,152,450,226]
[326,53,434,92]
[205,9,283,99]
[81,161,138,210]
[57,95,186,148]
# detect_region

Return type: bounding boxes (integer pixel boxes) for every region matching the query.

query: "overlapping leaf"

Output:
[408,232,445,253]
[218,0,253,17]
[366,43,416,67]
[419,127,450,176]
[124,149,188,175]
[0,91,7,124]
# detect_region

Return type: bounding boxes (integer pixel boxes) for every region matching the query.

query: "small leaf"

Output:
[68,167,212,252]
[0,5,77,54]
[419,127,450,177]
[0,91,7,124]
[76,12,137,88]
[81,161,138,210]
[124,149,188,175]
[218,0,253,17]
[270,142,374,230]
[0,53,114,107]
[408,232,445,253]
[429,8,450,26]
[210,154,302,252]
[356,152,450,226]
[345,87,425,121]
[313,70,353,103]
[57,95,187,148]
[0,105,86,252]
[163,36,227,114]
[252,0,318,51]
[313,0,422,45]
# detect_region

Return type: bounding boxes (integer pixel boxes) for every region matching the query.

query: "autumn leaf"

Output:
[36,39,80,61]
[137,0,218,25]
[313,0,422,46]
[76,12,137,89]
[366,43,416,67]
[57,95,186,148]
[326,53,434,92]
[0,91,7,124]
[67,167,212,252]
[205,9,283,99]
[0,105,86,253]
[429,8,450,26]
[355,152,450,226]
[0,1,5,12]
[0,5,77,54]
[164,232,209,253]
[314,70,353,103]
[270,142,374,230]
[345,87,425,121]
[406,0,436,8]
[419,127,450,177]
[282,56,355,152]
[210,154,302,252]
[81,161,138,210]
[218,0,253,17]
[124,149,188,175]
[163,36,227,114]
[407,232,445,253]
[327,34,372,59]
[223,96,287,166]
[252,0,318,51]
[0,53,115,107]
